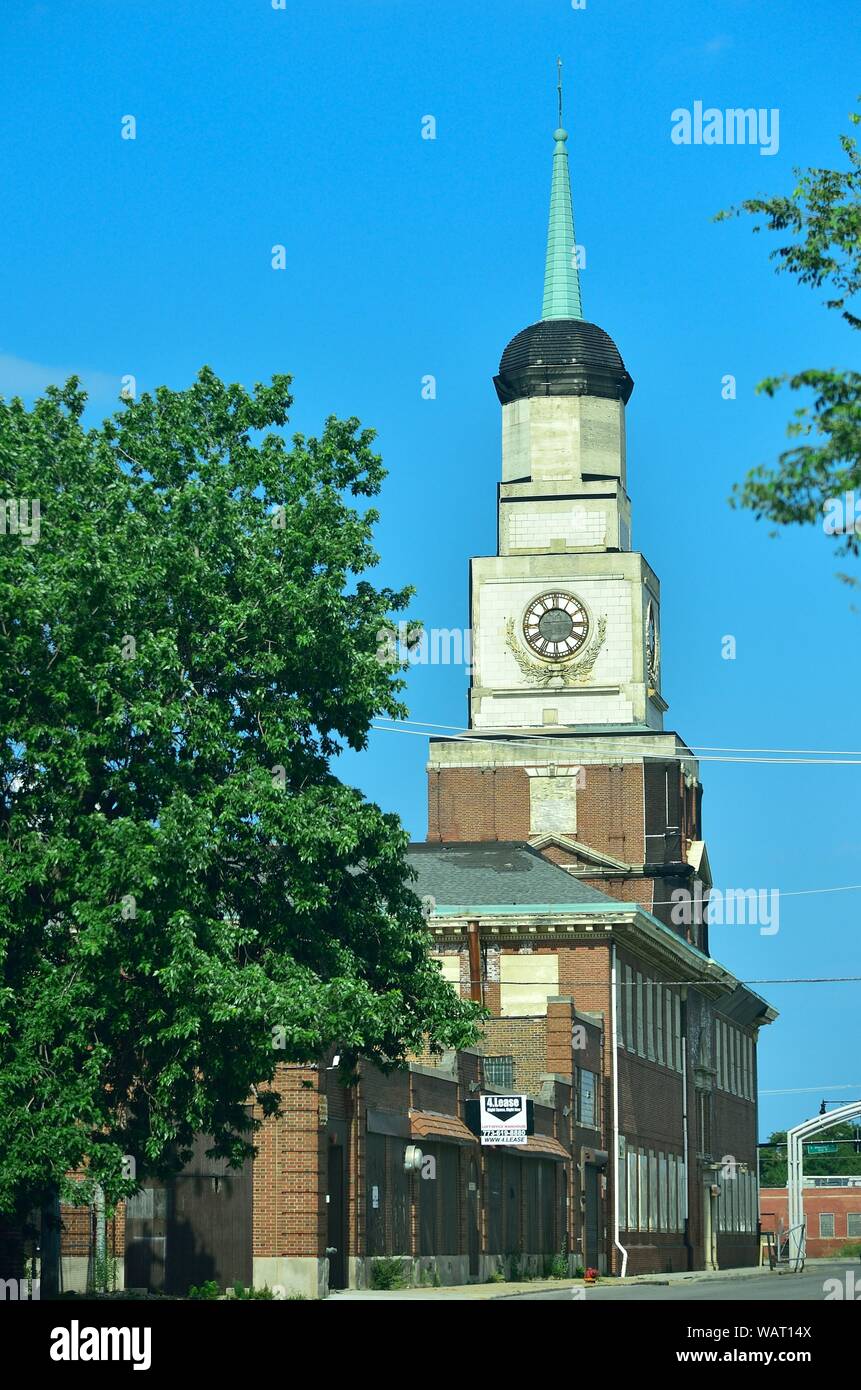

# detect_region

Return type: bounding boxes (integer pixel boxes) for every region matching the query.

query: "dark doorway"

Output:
[327,1144,346,1289]
[124,1135,252,1295]
[124,1183,168,1293]
[584,1163,601,1269]
[467,1155,480,1278]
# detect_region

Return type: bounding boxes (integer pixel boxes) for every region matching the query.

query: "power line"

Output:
[380,718,861,760]
[761,1084,861,1096]
[371,719,861,767]
[647,883,861,907]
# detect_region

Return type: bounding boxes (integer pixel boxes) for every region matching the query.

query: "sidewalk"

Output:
[326,1258,837,1301]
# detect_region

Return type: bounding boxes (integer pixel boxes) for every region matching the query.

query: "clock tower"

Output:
[427,106,709,936]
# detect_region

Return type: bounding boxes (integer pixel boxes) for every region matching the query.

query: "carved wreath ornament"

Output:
[505,595,606,688]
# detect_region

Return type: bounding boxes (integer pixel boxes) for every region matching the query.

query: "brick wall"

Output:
[481,1017,547,1096]
[761,1186,861,1257]
[427,761,645,867]
[252,1063,325,1261]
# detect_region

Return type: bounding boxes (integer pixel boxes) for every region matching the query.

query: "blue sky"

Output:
[2,0,859,1140]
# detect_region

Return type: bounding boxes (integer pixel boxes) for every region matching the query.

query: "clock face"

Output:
[523,591,589,660]
[646,601,659,681]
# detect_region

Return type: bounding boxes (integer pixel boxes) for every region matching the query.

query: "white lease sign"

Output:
[479,1094,528,1146]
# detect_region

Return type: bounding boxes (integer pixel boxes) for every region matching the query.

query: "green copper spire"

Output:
[541,59,583,321]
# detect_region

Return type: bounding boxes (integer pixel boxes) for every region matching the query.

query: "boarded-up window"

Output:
[627,1149,638,1231]
[646,983,655,1061]
[658,1153,668,1231]
[624,965,634,1050]
[432,954,461,990]
[638,1151,648,1230]
[499,953,559,1017]
[528,774,578,835]
[625,1150,639,1228]
[678,1157,687,1226]
[668,1154,678,1231]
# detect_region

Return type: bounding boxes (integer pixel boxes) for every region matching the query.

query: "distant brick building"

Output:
[760,1182,861,1258]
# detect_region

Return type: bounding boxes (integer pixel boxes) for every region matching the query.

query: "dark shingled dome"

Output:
[494,318,634,406]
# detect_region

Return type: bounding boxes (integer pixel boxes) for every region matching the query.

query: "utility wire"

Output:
[760,1083,861,1096]
[378,717,861,760]
[371,719,861,766]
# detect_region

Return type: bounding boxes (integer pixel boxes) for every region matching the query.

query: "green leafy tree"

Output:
[0,369,480,1230]
[759,1123,861,1186]
[717,102,861,571]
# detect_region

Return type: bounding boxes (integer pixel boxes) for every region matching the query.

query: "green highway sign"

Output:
[806,1143,838,1154]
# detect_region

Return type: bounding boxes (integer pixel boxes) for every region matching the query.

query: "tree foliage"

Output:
[759,1123,861,1187]
[717,102,861,561]
[0,369,480,1218]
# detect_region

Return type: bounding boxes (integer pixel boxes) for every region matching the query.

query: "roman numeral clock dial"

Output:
[522,591,589,660]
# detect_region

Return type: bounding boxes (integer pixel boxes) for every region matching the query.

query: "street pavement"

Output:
[506,1259,860,1301]
[327,1258,860,1301]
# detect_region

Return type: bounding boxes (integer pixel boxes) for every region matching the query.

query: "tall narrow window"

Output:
[748,1035,754,1099]
[636,973,645,1057]
[646,982,654,1061]
[627,1149,638,1231]
[656,985,665,1065]
[673,993,682,1071]
[577,1068,597,1128]
[624,964,634,1050]
[648,1152,658,1232]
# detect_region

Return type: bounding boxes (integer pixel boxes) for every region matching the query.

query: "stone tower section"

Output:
[427,119,710,944]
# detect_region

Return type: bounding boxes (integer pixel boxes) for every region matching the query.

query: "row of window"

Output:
[819,1211,861,1238]
[619,1143,687,1233]
[716,1170,759,1233]
[617,966,683,1073]
[715,1018,755,1100]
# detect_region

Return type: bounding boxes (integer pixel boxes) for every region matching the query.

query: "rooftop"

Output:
[405,841,617,908]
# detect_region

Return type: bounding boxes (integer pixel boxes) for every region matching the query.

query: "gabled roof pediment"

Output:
[528,833,633,873]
